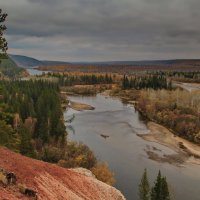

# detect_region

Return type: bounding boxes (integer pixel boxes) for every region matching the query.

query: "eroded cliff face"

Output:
[0,147,126,200]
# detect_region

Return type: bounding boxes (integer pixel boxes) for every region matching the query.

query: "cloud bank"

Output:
[1,0,200,61]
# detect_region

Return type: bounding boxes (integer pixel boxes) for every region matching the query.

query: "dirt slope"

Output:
[0,147,125,200]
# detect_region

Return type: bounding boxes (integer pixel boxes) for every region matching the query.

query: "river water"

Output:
[64,94,200,200]
[26,68,49,75]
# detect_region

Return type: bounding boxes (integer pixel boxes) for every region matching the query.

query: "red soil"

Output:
[0,147,125,200]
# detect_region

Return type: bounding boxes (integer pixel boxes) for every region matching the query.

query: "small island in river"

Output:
[69,100,95,111]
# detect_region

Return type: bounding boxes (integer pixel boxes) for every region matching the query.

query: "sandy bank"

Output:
[69,100,95,111]
[173,81,200,92]
[138,122,200,165]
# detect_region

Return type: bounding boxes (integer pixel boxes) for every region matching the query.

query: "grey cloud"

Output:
[1,0,200,61]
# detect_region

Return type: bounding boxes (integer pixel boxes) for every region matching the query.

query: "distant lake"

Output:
[64,94,200,200]
[26,68,49,76]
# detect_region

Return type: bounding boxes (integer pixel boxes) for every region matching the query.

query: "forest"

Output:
[122,75,172,90]
[0,80,114,184]
[137,89,200,144]
[56,73,113,86]
[150,71,200,83]
[0,80,64,153]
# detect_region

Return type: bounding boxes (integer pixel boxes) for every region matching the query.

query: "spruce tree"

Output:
[19,124,35,158]
[138,169,150,200]
[0,9,8,59]
[160,177,170,200]
[151,171,171,200]
[151,171,162,200]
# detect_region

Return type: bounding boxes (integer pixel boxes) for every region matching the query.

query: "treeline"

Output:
[139,169,171,200]
[52,73,113,86]
[151,71,200,83]
[170,71,200,83]
[122,75,172,90]
[172,71,200,79]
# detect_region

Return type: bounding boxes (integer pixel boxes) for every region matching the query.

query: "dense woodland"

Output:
[169,71,200,83]
[0,79,114,184]
[150,71,200,83]
[0,81,63,138]
[0,81,63,150]
[0,80,97,166]
[137,89,200,143]
[122,75,172,90]
[50,73,113,86]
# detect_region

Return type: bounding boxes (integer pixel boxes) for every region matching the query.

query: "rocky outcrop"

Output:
[0,147,126,200]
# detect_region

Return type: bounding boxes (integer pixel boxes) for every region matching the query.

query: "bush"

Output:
[41,146,64,163]
[0,120,18,150]
[91,163,115,186]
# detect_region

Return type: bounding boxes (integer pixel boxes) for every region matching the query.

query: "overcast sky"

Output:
[1,0,200,61]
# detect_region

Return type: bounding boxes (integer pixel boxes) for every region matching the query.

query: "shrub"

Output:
[91,163,115,186]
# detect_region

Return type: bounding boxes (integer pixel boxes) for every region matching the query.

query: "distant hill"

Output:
[8,54,200,72]
[38,59,200,73]
[9,54,70,69]
[42,60,71,66]
[0,56,25,77]
[9,54,44,68]
[74,59,200,66]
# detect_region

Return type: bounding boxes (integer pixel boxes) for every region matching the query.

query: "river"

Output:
[64,94,200,200]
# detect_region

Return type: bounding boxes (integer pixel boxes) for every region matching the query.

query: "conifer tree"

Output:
[0,120,16,149]
[151,171,171,200]
[0,9,8,59]
[19,124,35,158]
[151,171,162,200]
[160,177,170,200]
[138,169,150,200]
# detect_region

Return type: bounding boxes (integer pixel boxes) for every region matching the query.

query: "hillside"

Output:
[9,54,200,72]
[37,59,200,73]
[42,60,71,66]
[9,54,44,68]
[10,54,70,68]
[0,147,125,200]
[70,59,200,66]
[0,56,25,77]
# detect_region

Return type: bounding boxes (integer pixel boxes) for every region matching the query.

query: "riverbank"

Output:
[173,81,200,92]
[138,122,200,165]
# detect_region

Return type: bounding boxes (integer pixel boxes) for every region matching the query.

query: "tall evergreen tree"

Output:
[0,120,16,150]
[19,124,35,158]
[0,9,8,59]
[160,177,170,200]
[151,171,162,200]
[138,169,150,200]
[151,171,171,200]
